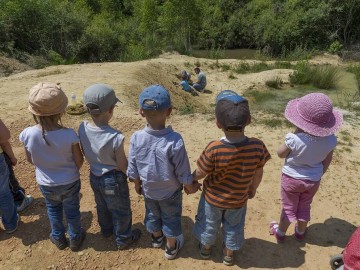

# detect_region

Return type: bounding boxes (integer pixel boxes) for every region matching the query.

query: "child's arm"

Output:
[0,119,17,165]
[322,150,334,174]
[115,140,128,174]
[248,167,263,199]
[72,143,84,170]
[130,177,142,195]
[277,143,291,158]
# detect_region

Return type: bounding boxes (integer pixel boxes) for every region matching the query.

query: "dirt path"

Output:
[0,53,358,269]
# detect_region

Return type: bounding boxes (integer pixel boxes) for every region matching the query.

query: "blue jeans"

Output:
[193,83,205,91]
[144,188,182,238]
[193,193,247,250]
[90,170,132,246]
[0,153,17,230]
[39,180,82,241]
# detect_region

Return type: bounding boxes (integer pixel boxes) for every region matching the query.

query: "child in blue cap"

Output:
[79,83,141,250]
[127,84,198,260]
[192,90,271,265]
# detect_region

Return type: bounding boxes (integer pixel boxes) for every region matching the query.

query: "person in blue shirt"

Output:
[127,84,199,260]
[174,73,198,96]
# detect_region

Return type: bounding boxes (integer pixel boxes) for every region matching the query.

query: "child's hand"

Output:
[134,182,142,195]
[185,182,202,195]
[248,188,256,199]
[10,156,17,166]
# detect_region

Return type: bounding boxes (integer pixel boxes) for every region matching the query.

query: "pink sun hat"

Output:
[285,93,343,137]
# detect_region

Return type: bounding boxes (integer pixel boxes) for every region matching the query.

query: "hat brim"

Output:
[285,98,343,137]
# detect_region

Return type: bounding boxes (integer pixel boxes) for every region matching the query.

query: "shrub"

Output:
[234,62,250,74]
[328,41,343,55]
[221,64,231,71]
[289,61,312,84]
[251,62,270,72]
[311,65,340,89]
[274,61,292,69]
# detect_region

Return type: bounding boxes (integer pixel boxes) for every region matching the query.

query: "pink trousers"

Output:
[280,173,320,223]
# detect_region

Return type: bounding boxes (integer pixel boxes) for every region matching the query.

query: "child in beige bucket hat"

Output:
[19,82,86,251]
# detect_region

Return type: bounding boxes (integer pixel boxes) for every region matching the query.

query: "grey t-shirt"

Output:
[197,71,207,89]
[78,121,124,176]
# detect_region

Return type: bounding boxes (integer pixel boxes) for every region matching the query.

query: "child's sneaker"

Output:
[269,221,285,243]
[16,195,34,212]
[151,232,164,248]
[50,234,68,250]
[70,229,86,251]
[5,214,20,234]
[199,243,211,259]
[294,225,306,242]
[118,229,142,250]
[165,234,184,260]
[223,254,234,266]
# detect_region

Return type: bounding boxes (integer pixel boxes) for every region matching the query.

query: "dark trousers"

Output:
[4,153,25,203]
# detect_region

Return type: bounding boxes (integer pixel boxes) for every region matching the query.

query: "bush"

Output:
[328,41,343,55]
[252,62,270,72]
[234,62,250,74]
[289,61,312,84]
[274,61,292,69]
[312,65,340,89]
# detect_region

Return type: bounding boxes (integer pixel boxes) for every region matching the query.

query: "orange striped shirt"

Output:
[197,137,271,209]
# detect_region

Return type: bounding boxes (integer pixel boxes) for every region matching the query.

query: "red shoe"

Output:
[294,225,306,242]
[269,221,285,243]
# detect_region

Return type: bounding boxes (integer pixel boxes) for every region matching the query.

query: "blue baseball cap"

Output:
[139,84,171,110]
[215,90,249,131]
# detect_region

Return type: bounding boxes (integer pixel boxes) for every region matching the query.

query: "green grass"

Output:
[179,104,195,115]
[221,64,231,71]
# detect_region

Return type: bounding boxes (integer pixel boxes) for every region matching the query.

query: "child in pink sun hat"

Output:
[270,93,343,243]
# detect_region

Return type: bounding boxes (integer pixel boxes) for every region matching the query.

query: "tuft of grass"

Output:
[228,72,236,79]
[265,76,283,89]
[252,62,270,72]
[258,118,283,128]
[274,61,293,69]
[221,64,231,71]
[234,62,251,74]
[250,90,277,103]
[179,104,195,115]
[289,61,312,84]
[194,60,201,67]
[312,65,341,89]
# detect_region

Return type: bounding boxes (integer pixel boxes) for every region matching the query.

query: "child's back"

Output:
[79,83,141,250]
[192,90,270,265]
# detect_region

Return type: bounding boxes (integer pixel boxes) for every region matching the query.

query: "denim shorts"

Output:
[90,170,132,246]
[144,188,182,238]
[193,193,247,251]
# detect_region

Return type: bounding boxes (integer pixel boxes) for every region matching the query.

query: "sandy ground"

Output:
[0,53,359,269]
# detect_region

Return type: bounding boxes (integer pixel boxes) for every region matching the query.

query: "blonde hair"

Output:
[32,113,63,145]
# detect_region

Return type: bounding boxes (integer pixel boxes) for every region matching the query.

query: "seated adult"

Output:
[193,67,206,93]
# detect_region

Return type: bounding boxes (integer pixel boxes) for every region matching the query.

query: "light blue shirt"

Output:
[19,126,80,186]
[282,132,337,181]
[127,125,192,200]
[180,80,191,92]
[78,121,124,176]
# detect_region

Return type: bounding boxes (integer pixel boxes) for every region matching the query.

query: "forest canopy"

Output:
[0,0,359,64]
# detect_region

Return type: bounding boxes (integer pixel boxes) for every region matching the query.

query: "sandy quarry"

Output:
[0,53,358,269]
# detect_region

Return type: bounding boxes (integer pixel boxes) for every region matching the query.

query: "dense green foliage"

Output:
[1,0,360,63]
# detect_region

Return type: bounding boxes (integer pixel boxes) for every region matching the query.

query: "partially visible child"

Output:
[79,83,141,250]
[192,90,271,266]
[0,119,20,233]
[174,74,198,96]
[127,84,197,260]
[19,82,85,251]
[4,153,34,212]
[270,93,342,243]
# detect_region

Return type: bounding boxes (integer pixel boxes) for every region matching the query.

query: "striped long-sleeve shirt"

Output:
[197,137,271,209]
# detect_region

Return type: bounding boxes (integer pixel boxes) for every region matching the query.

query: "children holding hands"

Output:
[127,85,198,260]
[192,90,271,265]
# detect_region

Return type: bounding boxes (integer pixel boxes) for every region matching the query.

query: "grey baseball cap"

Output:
[83,83,121,114]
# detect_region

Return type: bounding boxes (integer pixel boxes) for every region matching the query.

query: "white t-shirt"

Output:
[78,121,124,176]
[19,126,80,186]
[282,132,337,181]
